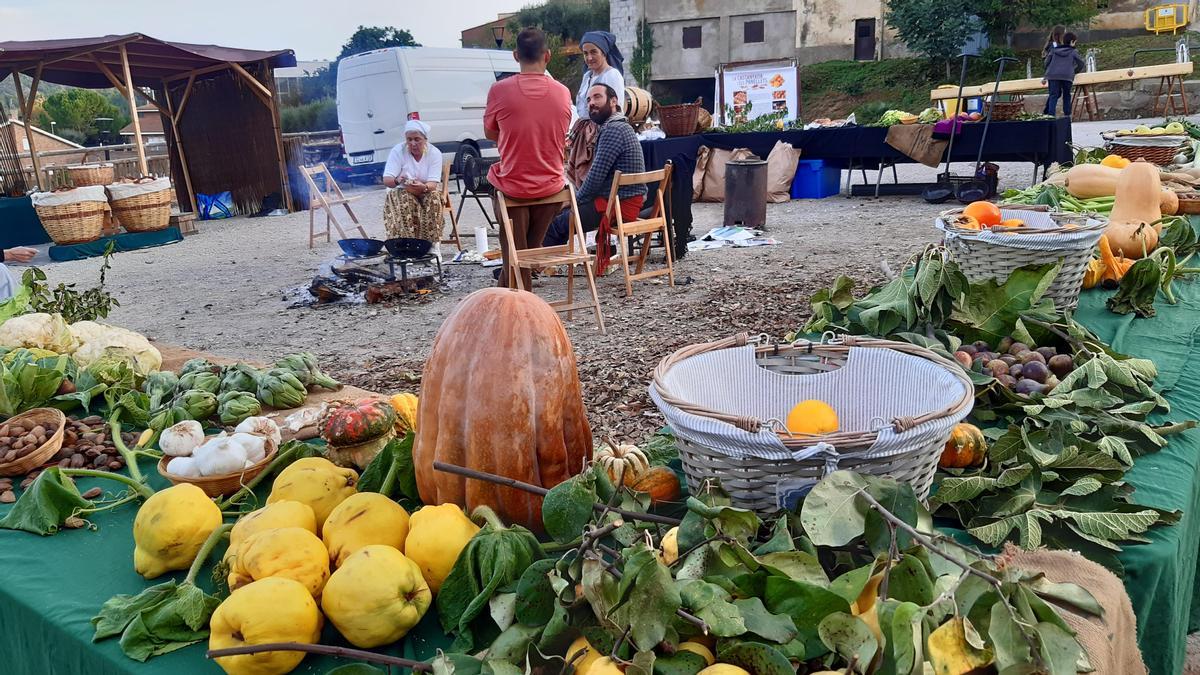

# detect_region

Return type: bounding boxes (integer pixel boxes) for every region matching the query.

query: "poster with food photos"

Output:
[717,61,798,125]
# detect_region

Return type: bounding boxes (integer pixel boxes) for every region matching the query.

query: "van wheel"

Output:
[453,143,480,176]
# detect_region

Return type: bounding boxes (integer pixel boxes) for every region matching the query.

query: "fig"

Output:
[1021,361,1049,383]
[1008,342,1030,356]
[1019,351,1046,365]
[1009,363,1024,379]
[1047,354,1074,377]
[954,351,973,369]
[998,374,1017,388]
[1014,378,1047,396]
[972,341,991,353]
[1035,346,1057,361]
[959,345,978,356]
[987,359,1010,377]
[999,355,1017,366]
[997,336,1014,354]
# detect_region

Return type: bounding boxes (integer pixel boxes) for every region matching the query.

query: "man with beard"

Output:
[544,83,646,263]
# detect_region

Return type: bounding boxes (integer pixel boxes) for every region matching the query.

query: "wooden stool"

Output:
[1154,75,1189,116]
[170,212,197,236]
[1071,84,1100,121]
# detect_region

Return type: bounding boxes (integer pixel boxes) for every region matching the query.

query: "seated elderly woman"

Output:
[382,119,444,242]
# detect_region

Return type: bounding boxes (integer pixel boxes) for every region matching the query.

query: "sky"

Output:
[0,0,530,60]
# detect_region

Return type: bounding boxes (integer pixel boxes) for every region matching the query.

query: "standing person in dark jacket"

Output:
[1044,32,1084,117]
[543,84,646,275]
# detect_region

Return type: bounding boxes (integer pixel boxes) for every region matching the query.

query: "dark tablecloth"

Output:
[0,196,52,248]
[48,226,184,262]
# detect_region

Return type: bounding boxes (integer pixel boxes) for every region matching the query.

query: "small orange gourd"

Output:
[939,423,987,469]
[629,466,682,505]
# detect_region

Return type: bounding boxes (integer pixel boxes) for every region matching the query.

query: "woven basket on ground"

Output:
[659,103,700,137]
[0,408,66,477]
[650,334,973,513]
[33,197,106,245]
[938,206,1105,311]
[67,164,114,187]
[109,180,172,232]
[1105,141,1184,166]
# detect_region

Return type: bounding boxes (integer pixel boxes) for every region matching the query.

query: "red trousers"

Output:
[594,195,645,275]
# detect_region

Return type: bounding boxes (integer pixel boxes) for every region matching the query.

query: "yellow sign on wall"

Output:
[1145,4,1189,35]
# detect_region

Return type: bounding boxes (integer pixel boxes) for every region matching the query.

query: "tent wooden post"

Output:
[118,45,148,176]
[260,60,293,212]
[90,54,169,117]
[163,78,197,214]
[10,68,44,191]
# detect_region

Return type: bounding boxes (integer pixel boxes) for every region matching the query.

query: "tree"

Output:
[506,1,611,97]
[337,26,420,60]
[975,0,1098,47]
[35,89,126,145]
[885,0,982,74]
[629,19,653,89]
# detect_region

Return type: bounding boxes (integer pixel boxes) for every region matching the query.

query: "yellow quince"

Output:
[224,500,317,564]
[323,492,410,568]
[227,527,330,598]
[659,527,679,565]
[928,618,993,675]
[696,666,750,675]
[133,483,222,579]
[566,636,603,675]
[266,457,358,533]
[404,503,479,594]
[210,577,322,675]
[321,545,432,648]
[678,641,715,666]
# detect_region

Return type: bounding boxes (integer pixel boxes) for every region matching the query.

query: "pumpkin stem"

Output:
[470,505,507,531]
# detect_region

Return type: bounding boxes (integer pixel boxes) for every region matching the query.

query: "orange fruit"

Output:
[962,201,1002,227]
[785,400,839,435]
[999,218,1025,229]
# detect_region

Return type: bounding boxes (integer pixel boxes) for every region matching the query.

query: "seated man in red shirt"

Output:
[483,27,573,289]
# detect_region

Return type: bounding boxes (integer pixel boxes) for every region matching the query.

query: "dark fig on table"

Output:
[999,355,1017,366]
[954,351,973,369]
[1014,378,1047,396]
[1047,354,1074,377]
[1019,351,1046,365]
[997,336,1015,354]
[1008,342,1030,356]
[1009,363,1024,379]
[1021,361,1049,384]
[972,340,992,353]
[1035,346,1057,361]
[998,374,1018,388]
[959,344,978,356]
[987,360,1010,377]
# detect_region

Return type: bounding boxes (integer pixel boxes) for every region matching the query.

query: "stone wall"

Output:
[610,0,643,86]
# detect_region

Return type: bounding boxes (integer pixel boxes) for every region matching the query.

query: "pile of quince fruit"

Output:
[130,456,481,675]
[1114,121,1186,136]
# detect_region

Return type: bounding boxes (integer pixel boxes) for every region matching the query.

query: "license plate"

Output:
[349,154,373,165]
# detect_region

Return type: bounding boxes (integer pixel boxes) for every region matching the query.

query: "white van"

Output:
[336,47,520,174]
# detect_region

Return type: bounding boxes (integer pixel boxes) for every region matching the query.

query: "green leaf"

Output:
[949,262,1061,346]
[755,551,829,587]
[326,665,388,675]
[356,434,420,502]
[432,652,485,675]
[652,652,706,675]
[762,577,850,660]
[753,516,796,555]
[107,582,221,662]
[967,510,1052,548]
[863,477,920,555]
[829,565,873,605]
[818,612,879,671]
[485,623,542,664]
[542,474,597,544]
[685,497,762,543]
[677,579,745,637]
[1046,509,1162,545]
[1037,622,1084,675]
[92,581,179,641]
[932,476,997,505]
[732,597,798,644]
[515,559,557,627]
[1059,476,1103,497]
[0,467,92,535]
[988,601,1031,670]
[886,556,934,606]
[1026,576,1102,617]
[613,545,682,651]
[877,600,922,675]
[716,641,794,675]
[799,471,869,547]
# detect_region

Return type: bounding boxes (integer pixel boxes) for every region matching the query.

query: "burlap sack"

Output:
[698,147,753,203]
[1002,544,1147,675]
[766,140,801,203]
[693,145,711,202]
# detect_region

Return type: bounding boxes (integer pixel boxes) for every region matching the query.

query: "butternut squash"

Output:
[1065,163,1121,198]
[1105,160,1161,258]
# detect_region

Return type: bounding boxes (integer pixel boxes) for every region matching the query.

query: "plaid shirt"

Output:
[576,114,647,203]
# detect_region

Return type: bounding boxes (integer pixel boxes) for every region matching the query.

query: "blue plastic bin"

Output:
[790,159,842,199]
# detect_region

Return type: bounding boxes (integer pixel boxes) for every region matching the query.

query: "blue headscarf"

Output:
[580,30,624,75]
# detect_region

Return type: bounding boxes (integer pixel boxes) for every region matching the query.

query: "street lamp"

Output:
[492,26,504,48]
[93,117,113,148]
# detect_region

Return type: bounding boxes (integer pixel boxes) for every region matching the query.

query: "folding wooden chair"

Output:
[440,160,462,251]
[300,163,367,248]
[604,162,675,297]
[496,185,606,333]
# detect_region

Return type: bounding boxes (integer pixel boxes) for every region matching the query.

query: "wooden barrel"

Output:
[625,87,653,123]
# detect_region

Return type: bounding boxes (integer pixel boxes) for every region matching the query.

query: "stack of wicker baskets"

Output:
[30,186,108,245]
[107,177,172,233]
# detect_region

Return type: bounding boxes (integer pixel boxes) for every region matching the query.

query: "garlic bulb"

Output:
[231,432,267,463]
[166,456,201,478]
[193,434,249,476]
[235,416,282,448]
[160,420,205,457]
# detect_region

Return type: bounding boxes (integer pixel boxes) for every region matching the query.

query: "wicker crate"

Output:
[66,164,114,187]
[650,334,973,513]
[937,206,1106,311]
[33,199,106,245]
[111,188,172,232]
[659,103,700,137]
[1105,141,1184,166]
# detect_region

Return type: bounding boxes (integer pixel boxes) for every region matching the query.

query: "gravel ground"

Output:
[21,119,1118,443]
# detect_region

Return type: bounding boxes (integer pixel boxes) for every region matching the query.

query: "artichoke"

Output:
[275,353,341,391]
[142,371,179,409]
[220,364,260,395]
[218,391,262,426]
[178,370,221,395]
[180,357,219,377]
[172,389,219,422]
[149,404,190,431]
[256,368,307,410]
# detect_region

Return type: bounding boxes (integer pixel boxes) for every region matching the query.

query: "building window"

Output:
[744,20,764,43]
[682,26,702,49]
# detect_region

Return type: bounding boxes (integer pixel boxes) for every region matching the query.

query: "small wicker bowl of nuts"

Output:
[0,408,66,477]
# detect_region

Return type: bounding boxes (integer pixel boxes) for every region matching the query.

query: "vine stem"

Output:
[109,416,144,483]
[1018,315,1092,355]
[186,523,232,585]
[433,462,681,526]
[206,642,432,671]
[62,467,155,500]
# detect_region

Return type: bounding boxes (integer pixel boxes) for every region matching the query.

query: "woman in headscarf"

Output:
[382,119,445,242]
[566,31,626,187]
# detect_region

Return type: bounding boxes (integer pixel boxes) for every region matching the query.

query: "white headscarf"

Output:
[405,119,431,138]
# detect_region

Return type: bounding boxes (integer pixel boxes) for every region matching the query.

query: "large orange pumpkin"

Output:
[413,288,592,529]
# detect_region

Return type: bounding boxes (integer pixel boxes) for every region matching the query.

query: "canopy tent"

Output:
[0,33,298,213]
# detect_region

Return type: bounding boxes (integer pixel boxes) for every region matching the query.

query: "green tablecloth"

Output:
[2,285,1200,674]
[48,227,184,262]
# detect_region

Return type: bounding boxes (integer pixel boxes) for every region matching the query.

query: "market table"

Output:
[2,280,1199,674]
[0,195,52,248]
